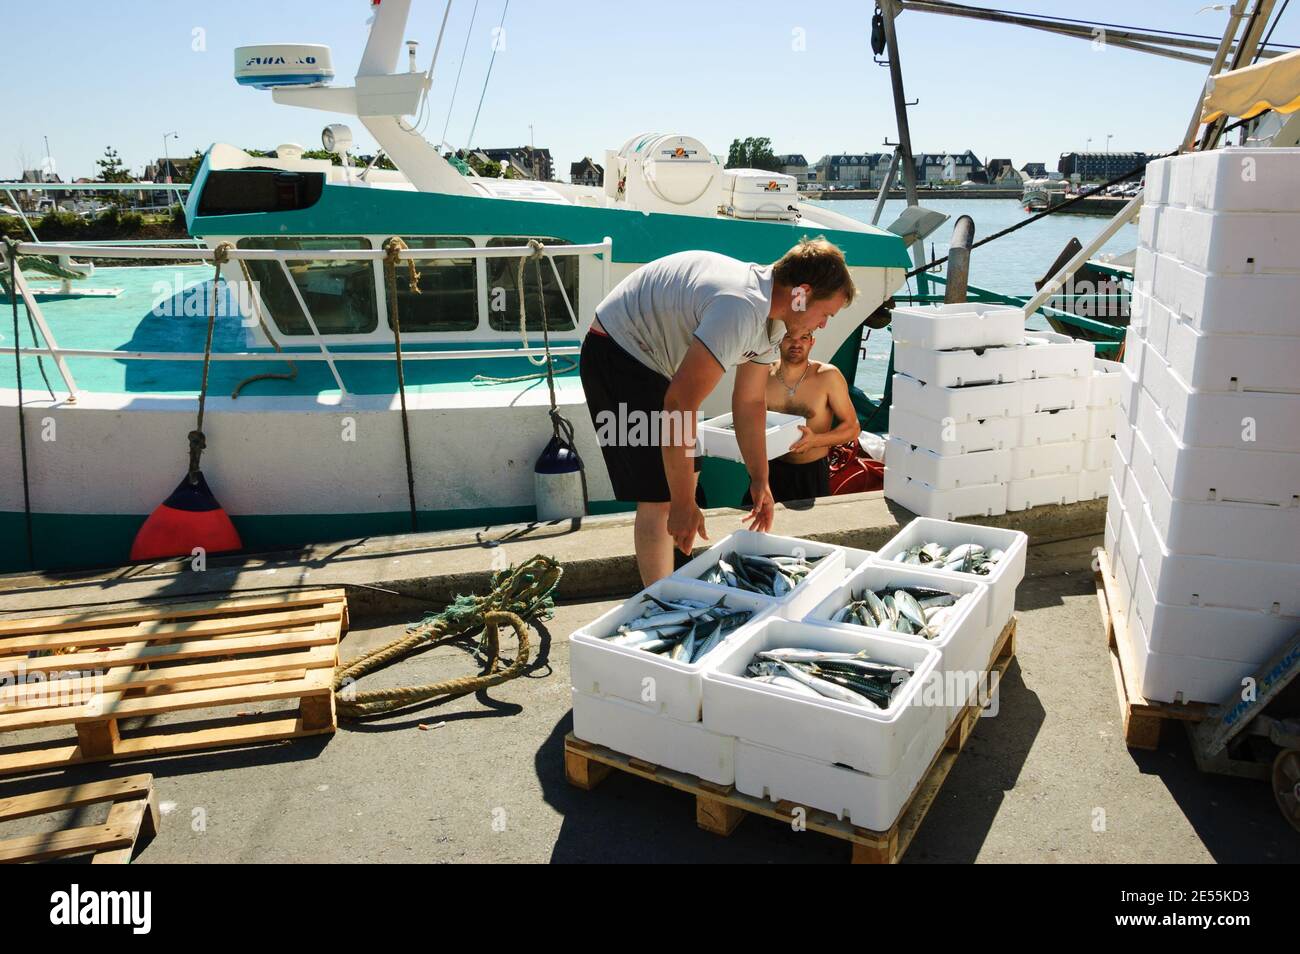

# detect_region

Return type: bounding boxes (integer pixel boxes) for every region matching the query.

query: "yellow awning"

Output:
[1201,49,1300,123]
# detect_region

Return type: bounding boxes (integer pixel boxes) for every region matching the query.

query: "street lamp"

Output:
[1105,133,1113,154]
[161,132,179,183]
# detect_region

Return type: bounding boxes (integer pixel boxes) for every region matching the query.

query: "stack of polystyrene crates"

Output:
[885,302,1124,519]
[1106,147,1300,705]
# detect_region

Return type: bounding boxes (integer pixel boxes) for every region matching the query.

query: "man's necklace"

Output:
[777,363,809,397]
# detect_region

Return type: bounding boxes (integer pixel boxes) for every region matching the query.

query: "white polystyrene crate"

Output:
[1088,358,1124,408]
[1021,374,1089,413]
[1082,437,1112,471]
[1117,502,1142,593]
[1168,153,1194,208]
[1019,407,1088,445]
[889,302,1025,350]
[1134,558,1298,665]
[1144,460,1300,564]
[1086,405,1114,439]
[1189,148,1300,213]
[1138,202,1162,251]
[884,468,1008,521]
[1120,452,1151,528]
[696,410,804,462]
[1155,205,1187,259]
[841,546,875,573]
[1164,257,1300,336]
[1140,294,1173,357]
[1078,467,1110,501]
[886,436,1010,490]
[893,341,1023,388]
[1176,207,1300,274]
[1114,404,1137,461]
[1140,343,1300,452]
[1129,607,1261,704]
[1006,472,1080,511]
[1106,474,1125,528]
[569,578,775,722]
[1144,156,1172,206]
[892,372,1021,423]
[700,617,946,776]
[1104,508,1119,560]
[570,689,736,785]
[673,529,847,620]
[1164,316,1300,394]
[733,727,942,832]
[1019,330,1093,379]
[1135,498,1300,616]
[1010,440,1084,479]
[803,561,994,690]
[1117,363,1140,427]
[872,515,1026,634]
[888,406,1019,455]
[1137,385,1299,506]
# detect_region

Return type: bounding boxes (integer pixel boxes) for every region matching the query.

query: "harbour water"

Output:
[838,198,1139,397]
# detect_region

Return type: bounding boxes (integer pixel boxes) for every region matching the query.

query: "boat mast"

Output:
[878,0,929,296]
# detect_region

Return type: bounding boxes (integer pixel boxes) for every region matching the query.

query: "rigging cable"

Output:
[440,0,481,148]
[466,0,510,149]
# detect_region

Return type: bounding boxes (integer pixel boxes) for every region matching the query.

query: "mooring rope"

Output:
[383,237,421,533]
[332,554,562,718]
[4,239,35,567]
[187,242,233,484]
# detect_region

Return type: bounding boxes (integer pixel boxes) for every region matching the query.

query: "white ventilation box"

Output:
[888,406,1019,455]
[893,341,1023,388]
[571,689,737,785]
[884,469,1008,521]
[886,438,1011,490]
[889,302,1025,350]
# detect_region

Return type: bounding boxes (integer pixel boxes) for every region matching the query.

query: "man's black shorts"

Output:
[580,331,701,503]
[744,456,831,505]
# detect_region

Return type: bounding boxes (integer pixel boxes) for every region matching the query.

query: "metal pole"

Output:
[1198,0,1277,150]
[944,215,974,304]
[879,0,929,293]
[1181,0,1249,152]
[870,147,901,226]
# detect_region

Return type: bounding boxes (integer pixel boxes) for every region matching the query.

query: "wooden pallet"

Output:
[0,589,347,776]
[565,617,1016,864]
[0,773,159,863]
[1094,550,1210,750]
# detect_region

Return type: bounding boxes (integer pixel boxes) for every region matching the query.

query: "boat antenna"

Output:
[466,0,510,150]
[413,0,454,134]
[440,0,481,148]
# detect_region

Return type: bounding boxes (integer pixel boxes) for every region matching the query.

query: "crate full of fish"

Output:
[694,411,805,462]
[570,688,737,785]
[674,530,845,620]
[888,302,1025,351]
[803,562,992,708]
[700,618,945,777]
[569,578,771,723]
[873,517,1026,632]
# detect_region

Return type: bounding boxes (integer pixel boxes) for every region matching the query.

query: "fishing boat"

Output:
[1020,176,1067,212]
[0,0,910,572]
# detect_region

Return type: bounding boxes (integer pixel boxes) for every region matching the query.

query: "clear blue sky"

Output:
[1,0,1294,180]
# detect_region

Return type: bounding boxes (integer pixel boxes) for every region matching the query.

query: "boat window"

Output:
[485,237,577,332]
[198,169,324,215]
[237,237,378,336]
[384,237,478,332]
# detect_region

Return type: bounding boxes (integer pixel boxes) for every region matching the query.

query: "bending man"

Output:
[581,237,856,585]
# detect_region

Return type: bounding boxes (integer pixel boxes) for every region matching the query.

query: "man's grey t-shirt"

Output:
[594,250,781,380]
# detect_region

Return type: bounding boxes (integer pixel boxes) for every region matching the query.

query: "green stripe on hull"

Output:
[0,500,634,573]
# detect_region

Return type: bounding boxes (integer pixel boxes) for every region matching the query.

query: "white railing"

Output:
[3,181,197,246]
[1,237,614,402]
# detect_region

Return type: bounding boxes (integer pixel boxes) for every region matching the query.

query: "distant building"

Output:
[1058,151,1150,182]
[143,157,198,183]
[985,158,1022,186]
[813,153,893,188]
[569,157,604,187]
[776,153,811,183]
[1020,162,1049,180]
[481,146,554,181]
[913,150,984,184]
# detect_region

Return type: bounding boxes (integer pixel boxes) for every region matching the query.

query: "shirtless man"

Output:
[756,330,861,503]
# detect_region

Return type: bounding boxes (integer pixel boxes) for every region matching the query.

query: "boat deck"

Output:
[3,265,583,399]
